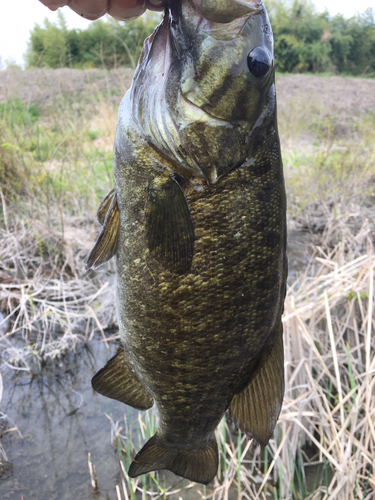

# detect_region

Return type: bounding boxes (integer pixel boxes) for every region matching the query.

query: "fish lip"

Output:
[200,0,263,25]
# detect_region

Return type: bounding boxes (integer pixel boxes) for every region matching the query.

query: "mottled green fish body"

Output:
[89,0,287,485]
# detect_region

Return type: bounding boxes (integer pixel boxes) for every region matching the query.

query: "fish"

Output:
[87,0,287,485]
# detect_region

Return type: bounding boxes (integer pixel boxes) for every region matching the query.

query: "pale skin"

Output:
[39,0,167,21]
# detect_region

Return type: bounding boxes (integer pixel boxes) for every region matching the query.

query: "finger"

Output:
[108,0,147,20]
[39,0,68,10]
[146,0,165,11]
[67,0,108,20]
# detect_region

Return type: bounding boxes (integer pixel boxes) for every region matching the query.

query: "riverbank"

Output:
[0,69,374,499]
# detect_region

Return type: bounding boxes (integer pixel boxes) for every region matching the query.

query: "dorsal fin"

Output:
[86,192,119,270]
[97,188,115,226]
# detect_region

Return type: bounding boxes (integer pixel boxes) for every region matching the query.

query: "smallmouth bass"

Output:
[88,0,287,485]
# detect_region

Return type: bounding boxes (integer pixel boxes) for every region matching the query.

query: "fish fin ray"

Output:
[128,433,218,485]
[86,192,119,270]
[145,177,194,274]
[229,325,284,447]
[97,188,115,226]
[91,347,153,411]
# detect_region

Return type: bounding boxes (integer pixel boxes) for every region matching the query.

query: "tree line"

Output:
[25,10,160,70]
[25,1,375,76]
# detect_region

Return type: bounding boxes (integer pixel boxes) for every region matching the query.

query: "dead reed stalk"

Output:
[275,231,375,499]
[0,206,116,369]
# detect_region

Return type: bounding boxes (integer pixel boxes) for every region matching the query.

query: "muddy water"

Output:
[0,341,131,500]
[0,229,312,500]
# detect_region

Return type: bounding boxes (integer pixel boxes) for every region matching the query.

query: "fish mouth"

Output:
[196,0,263,25]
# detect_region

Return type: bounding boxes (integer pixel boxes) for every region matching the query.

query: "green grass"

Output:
[0,98,40,124]
[0,77,118,211]
[280,102,375,246]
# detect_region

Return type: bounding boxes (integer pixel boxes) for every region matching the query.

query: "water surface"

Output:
[1,341,130,500]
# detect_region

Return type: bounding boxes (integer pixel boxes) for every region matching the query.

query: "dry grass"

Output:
[0,372,6,466]
[0,203,117,370]
[0,68,124,368]
[279,77,375,246]
[275,225,375,499]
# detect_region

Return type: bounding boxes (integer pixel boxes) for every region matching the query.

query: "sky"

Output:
[0,0,373,68]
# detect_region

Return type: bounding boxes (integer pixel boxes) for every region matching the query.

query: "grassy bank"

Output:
[0,68,374,499]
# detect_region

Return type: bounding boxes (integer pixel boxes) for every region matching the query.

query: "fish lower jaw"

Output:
[200,166,218,186]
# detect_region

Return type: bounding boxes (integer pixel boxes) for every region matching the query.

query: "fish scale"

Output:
[87,0,287,485]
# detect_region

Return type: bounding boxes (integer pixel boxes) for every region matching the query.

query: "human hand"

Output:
[38,0,166,21]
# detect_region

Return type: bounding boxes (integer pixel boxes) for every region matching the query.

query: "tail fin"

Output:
[128,433,218,485]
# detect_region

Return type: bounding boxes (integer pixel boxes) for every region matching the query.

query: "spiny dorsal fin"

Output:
[86,192,119,270]
[202,0,259,23]
[145,176,194,275]
[229,326,284,447]
[128,432,218,485]
[97,188,115,226]
[92,347,153,411]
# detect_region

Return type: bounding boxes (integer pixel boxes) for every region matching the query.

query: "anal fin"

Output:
[229,326,284,447]
[92,347,153,411]
[86,192,119,270]
[128,433,218,485]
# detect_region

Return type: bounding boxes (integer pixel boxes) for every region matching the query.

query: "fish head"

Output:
[129,0,276,184]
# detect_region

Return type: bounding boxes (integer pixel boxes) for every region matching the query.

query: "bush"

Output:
[25,11,161,70]
[269,0,375,75]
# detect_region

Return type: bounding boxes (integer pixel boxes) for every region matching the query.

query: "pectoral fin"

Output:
[229,326,284,447]
[145,177,194,274]
[92,347,153,411]
[86,192,119,270]
[97,188,115,226]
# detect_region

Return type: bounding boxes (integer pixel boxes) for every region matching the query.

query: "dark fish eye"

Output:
[247,47,272,78]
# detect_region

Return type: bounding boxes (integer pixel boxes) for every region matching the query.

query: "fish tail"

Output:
[128,433,218,484]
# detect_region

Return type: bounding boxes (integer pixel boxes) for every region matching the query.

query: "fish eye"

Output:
[247,47,272,78]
